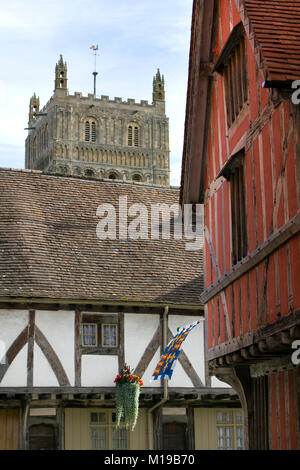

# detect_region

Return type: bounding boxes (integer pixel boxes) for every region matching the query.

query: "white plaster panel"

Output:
[144,349,161,388]
[35,310,75,386]
[0,310,28,360]
[165,360,193,388]
[33,343,59,387]
[81,355,118,386]
[124,314,160,371]
[0,344,27,387]
[211,376,231,388]
[168,315,205,387]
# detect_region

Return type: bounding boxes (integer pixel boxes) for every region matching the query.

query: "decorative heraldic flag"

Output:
[152,321,200,381]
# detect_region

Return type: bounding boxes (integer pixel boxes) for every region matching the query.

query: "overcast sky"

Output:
[0,0,193,186]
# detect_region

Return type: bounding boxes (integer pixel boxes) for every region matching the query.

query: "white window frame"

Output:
[89,411,128,450]
[81,323,98,347]
[101,324,118,347]
[216,409,244,450]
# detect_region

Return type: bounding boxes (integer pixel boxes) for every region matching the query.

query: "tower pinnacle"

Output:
[55,55,68,91]
[153,68,165,102]
[28,93,40,124]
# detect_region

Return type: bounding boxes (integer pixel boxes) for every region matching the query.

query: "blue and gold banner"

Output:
[152,321,200,381]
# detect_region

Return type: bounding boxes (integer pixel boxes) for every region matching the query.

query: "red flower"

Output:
[114,370,143,387]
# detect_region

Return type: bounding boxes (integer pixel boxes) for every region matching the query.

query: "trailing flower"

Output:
[114,363,143,430]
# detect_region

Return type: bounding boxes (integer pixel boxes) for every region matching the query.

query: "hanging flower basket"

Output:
[114,364,143,431]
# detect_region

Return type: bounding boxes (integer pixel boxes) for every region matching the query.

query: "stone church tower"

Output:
[25,55,170,185]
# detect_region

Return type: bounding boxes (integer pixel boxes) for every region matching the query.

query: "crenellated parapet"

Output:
[25,55,170,185]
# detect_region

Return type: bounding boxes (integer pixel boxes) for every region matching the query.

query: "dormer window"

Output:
[215,23,248,127]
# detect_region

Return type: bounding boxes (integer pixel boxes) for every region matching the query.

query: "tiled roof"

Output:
[244,0,300,81]
[0,169,203,306]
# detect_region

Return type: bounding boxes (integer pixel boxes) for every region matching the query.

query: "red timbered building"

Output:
[181,0,300,450]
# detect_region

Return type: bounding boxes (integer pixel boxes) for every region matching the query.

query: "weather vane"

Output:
[90,44,99,96]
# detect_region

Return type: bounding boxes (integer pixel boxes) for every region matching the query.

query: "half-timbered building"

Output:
[0,168,242,450]
[181,0,300,450]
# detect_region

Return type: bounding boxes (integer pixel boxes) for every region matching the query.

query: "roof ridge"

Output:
[0,167,180,191]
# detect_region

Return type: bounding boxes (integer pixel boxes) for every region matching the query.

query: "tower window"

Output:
[128,126,133,146]
[84,119,97,143]
[91,122,96,142]
[85,121,90,141]
[134,127,139,146]
[128,124,139,147]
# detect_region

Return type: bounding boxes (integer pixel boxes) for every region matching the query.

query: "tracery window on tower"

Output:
[127,124,139,147]
[84,119,97,143]
[91,122,96,142]
[157,84,163,100]
[85,121,90,141]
